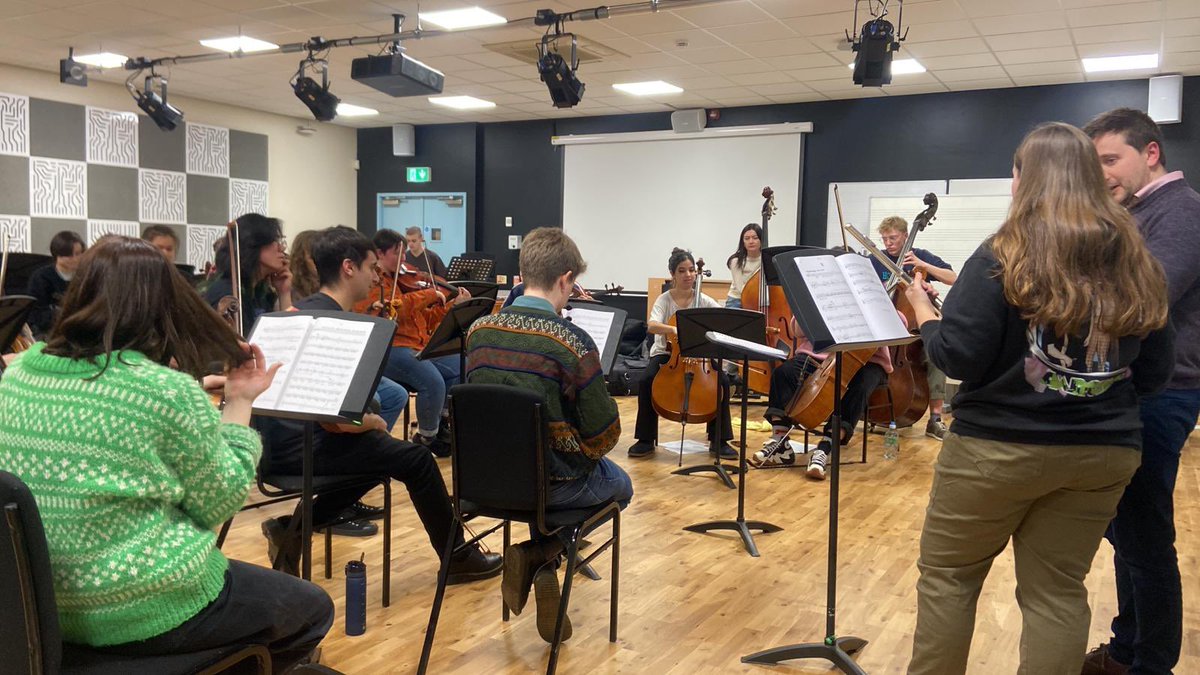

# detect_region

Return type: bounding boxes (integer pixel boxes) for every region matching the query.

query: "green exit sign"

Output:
[406,166,432,183]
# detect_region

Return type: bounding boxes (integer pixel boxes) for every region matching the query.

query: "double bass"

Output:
[651,259,720,462]
[739,187,800,393]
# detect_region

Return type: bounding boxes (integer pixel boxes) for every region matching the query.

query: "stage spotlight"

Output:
[59,47,87,87]
[537,32,584,108]
[292,56,340,122]
[127,69,183,131]
[846,0,907,87]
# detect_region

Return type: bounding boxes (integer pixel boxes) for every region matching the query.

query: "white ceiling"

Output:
[2,0,1199,127]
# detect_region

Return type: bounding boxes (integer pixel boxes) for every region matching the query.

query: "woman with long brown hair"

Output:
[0,237,333,671]
[905,122,1174,674]
[288,228,321,299]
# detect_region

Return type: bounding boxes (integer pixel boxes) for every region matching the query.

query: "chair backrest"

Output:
[0,471,62,675]
[448,384,547,516]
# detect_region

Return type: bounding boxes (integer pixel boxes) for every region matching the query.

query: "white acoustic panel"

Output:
[86,219,140,245]
[868,194,1011,280]
[230,179,268,219]
[826,180,946,250]
[30,158,87,219]
[186,123,230,177]
[86,107,139,168]
[0,215,31,252]
[0,93,29,157]
[186,224,225,270]
[139,169,187,224]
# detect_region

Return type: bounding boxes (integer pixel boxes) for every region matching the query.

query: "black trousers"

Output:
[99,560,334,674]
[265,422,464,556]
[764,356,886,442]
[635,353,734,444]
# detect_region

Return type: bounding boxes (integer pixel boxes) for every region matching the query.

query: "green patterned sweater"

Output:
[465,299,621,481]
[0,343,262,646]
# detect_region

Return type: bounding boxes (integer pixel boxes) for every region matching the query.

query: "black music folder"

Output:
[245,310,393,424]
[771,248,917,354]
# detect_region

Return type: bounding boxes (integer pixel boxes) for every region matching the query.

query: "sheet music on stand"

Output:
[445,256,495,282]
[564,302,628,375]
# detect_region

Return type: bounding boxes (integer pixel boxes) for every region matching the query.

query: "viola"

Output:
[737,186,799,394]
[651,258,720,426]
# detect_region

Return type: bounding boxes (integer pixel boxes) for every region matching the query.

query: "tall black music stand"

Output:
[0,296,34,374]
[416,297,496,377]
[453,281,500,301]
[445,256,494,283]
[675,307,784,556]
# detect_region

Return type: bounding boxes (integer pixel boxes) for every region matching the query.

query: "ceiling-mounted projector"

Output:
[351,53,445,97]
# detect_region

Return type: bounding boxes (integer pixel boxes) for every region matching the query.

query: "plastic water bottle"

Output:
[345,555,367,636]
[883,422,900,461]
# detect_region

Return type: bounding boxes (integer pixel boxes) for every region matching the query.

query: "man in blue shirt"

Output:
[871,215,958,440]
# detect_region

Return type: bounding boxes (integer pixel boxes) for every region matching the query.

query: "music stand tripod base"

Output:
[682,517,781,558]
[741,636,868,674]
[672,456,742,490]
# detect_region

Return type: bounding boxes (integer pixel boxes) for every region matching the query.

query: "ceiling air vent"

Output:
[483,36,625,65]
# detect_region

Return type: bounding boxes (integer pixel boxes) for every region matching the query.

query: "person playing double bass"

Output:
[872,215,958,441]
[628,248,736,460]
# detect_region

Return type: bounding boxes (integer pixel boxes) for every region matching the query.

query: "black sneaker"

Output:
[709,442,738,460]
[413,432,451,458]
[447,545,503,586]
[346,501,385,521]
[627,441,656,458]
[261,517,301,576]
[317,518,378,537]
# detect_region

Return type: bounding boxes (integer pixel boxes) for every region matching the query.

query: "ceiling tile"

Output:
[670,0,774,27]
[737,37,823,58]
[944,77,1018,91]
[1071,21,1163,45]
[706,21,798,45]
[1003,60,1084,76]
[919,52,999,69]
[906,20,982,42]
[934,65,1011,82]
[985,29,1074,52]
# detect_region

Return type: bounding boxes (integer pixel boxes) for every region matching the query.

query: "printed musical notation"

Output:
[564,306,617,357]
[249,316,374,416]
[794,253,909,347]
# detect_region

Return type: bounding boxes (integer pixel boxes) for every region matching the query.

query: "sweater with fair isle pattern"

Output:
[466,299,620,482]
[0,343,262,646]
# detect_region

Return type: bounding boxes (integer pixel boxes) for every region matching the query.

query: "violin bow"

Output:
[225,219,244,337]
[833,184,850,251]
[0,233,10,295]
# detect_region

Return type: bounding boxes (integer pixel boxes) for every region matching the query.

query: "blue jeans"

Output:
[384,347,452,437]
[372,376,408,432]
[547,458,634,510]
[724,297,742,309]
[1105,388,1200,673]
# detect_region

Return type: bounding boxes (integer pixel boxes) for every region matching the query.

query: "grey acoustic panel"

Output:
[30,99,84,161]
[0,215,31,252]
[139,115,185,171]
[186,224,225,270]
[229,130,268,180]
[0,154,29,214]
[31,217,85,254]
[87,164,137,221]
[86,219,139,245]
[0,93,30,156]
[230,178,268,219]
[30,158,87,219]
[86,107,139,168]
[139,169,186,224]
[186,122,229,177]
[187,174,229,225]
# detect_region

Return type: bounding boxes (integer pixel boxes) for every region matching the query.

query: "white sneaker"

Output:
[751,437,796,467]
[806,446,829,480]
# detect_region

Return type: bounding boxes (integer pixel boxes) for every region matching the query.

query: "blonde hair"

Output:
[519,227,587,290]
[288,229,321,298]
[878,216,908,236]
[992,122,1167,337]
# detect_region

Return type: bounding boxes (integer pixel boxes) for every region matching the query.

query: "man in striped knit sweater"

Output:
[466,227,632,643]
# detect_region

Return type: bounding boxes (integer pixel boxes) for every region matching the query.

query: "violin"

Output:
[737,187,799,394]
[651,258,720,437]
[394,261,458,295]
[210,220,244,408]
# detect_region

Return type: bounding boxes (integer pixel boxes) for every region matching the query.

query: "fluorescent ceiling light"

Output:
[613,80,684,96]
[336,103,378,117]
[74,52,129,69]
[429,95,496,110]
[848,58,925,75]
[199,36,279,53]
[419,7,507,30]
[1082,53,1159,73]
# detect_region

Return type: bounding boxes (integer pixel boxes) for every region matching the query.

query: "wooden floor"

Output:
[219,397,1200,674]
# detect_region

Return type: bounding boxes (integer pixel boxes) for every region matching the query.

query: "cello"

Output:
[651,258,720,463]
[739,187,799,393]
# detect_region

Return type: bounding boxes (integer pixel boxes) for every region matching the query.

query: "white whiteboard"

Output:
[949,178,1013,196]
[562,133,802,288]
[825,180,946,249]
[867,194,1011,279]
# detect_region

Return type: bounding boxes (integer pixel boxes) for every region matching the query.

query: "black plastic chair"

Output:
[0,471,271,675]
[417,384,621,675]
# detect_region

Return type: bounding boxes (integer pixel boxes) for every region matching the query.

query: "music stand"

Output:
[453,281,500,301]
[0,296,34,374]
[416,297,496,377]
[445,256,494,282]
[2,254,50,295]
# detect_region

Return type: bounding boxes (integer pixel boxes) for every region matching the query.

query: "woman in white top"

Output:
[725,223,763,309]
[628,248,736,459]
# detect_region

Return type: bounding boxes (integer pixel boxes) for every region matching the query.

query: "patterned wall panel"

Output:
[230,179,269,219]
[186,123,229,177]
[86,107,139,168]
[139,169,187,225]
[30,158,86,219]
[0,93,29,157]
[0,215,31,252]
[186,224,225,270]
[86,219,139,245]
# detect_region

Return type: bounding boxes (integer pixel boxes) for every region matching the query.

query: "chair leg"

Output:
[861,395,868,464]
[417,515,461,675]
[382,480,392,608]
[324,529,332,580]
[502,519,511,622]
[215,517,233,549]
[610,511,620,643]
[547,526,582,675]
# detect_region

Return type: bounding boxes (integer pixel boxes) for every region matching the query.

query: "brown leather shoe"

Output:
[1081,643,1129,675]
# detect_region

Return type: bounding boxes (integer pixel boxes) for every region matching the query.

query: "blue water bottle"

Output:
[345,554,367,636]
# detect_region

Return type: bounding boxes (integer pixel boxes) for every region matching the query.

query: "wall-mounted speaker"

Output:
[392,123,416,156]
[1148,75,1183,125]
[670,109,706,133]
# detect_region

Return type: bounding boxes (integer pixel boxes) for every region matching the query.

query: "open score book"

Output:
[790,252,913,352]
